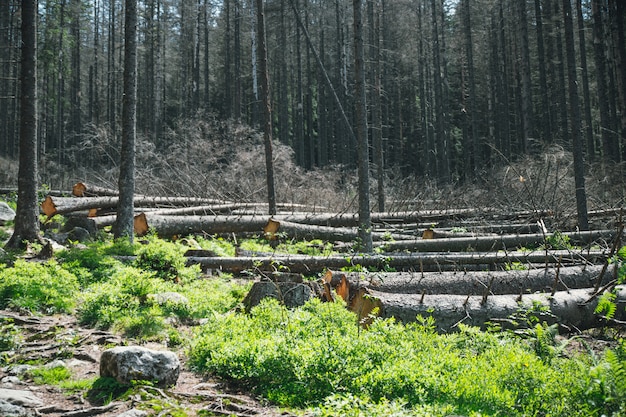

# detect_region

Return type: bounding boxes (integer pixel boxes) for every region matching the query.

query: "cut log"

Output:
[353,285,626,332]
[263,218,406,242]
[72,182,119,197]
[41,195,225,217]
[186,249,609,274]
[134,213,270,237]
[242,280,324,311]
[325,264,617,296]
[378,229,619,252]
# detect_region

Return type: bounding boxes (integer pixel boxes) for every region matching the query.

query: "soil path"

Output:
[0,309,301,417]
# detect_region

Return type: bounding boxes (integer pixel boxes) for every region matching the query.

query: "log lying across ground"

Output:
[328,264,618,296]
[378,229,619,252]
[356,285,626,332]
[187,249,609,274]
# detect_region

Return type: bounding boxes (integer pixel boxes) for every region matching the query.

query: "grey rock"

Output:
[147,292,189,305]
[100,346,180,387]
[0,399,33,417]
[1,376,22,386]
[0,202,15,223]
[6,365,34,377]
[0,388,44,407]
[116,410,148,417]
[67,226,92,243]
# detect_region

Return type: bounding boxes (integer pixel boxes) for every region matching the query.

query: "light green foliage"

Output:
[0,260,79,313]
[27,364,71,385]
[78,264,248,341]
[57,238,136,286]
[195,235,236,257]
[587,340,626,416]
[0,320,21,352]
[134,237,200,282]
[240,237,335,256]
[312,393,454,417]
[188,298,597,416]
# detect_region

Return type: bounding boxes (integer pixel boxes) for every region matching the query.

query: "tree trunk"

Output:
[379,230,613,252]
[577,0,595,159]
[562,0,589,230]
[535,0,552,144]
[186,250,608,275]
[517,0,534,153]
[256,0,277,215]
[115,0,138,241]
[356,285,626,332]
[6,0,41,250]
[353,0,373,252]
[328,264,617,296]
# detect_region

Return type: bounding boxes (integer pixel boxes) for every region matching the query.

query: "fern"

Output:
[595,291,618,320]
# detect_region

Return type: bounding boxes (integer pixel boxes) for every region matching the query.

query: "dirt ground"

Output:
[0,309,303,417]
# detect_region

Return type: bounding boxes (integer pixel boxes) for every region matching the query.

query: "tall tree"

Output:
[115,0,138,240]
[256,0,277,215]
[517,0,534,153]
[6,0,42,249]
[535,0,552,143]
[353,0,373,252]
[562,0,589,230]
[576,0,595,158]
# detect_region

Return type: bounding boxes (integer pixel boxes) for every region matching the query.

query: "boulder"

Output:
[0,388,43,407]
[100,346,180,387]
[0,399,33,417]
[0,202,15,224]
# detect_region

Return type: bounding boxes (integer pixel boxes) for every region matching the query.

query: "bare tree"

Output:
[353,0,373,252]
[256,0,277,215]
[115,0,138,240]
[6,0,42,250]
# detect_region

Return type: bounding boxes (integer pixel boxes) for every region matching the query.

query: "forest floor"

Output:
[0,308,302,417]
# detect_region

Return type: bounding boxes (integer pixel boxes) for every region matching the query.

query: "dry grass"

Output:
[2,116,625,224]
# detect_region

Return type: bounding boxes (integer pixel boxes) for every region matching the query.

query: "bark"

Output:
[577,0,595,158]
[41,195,224,217]
[328,264,617,296]
[134,213,269,237]
[72,182,120,197]
[186,249,608,274]
[243,280,323,311]
[379,230,616,252]
[562,0,589,230]
[357,285,626,332]
[263,218,406,242]
[115,0,138,241]
[5,0,41,250]
[255,0,277,215]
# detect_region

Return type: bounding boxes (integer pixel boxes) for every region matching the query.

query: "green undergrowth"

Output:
[1,232,626,416]
[188,298,626,417]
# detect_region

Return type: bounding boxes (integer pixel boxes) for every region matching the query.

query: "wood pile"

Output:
[39,182,626,332]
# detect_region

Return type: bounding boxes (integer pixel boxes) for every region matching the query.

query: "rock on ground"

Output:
[100,346,180,387]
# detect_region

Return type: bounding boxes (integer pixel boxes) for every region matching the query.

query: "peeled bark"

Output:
[264,218,406,242]
[357,285,626,332]
[72,182,120,197]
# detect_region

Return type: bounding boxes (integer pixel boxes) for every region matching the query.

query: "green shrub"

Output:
[0,260,79,313]
[188,298,598,416]
[57,239,135,286]
[134,237,199,282]
[27,364,71,385]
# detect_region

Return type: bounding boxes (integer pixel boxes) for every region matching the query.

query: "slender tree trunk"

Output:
[535,0,552,143]
[6,0,41,249]
[256,0,277,215]
[233,0,241,119]
[353,0,373,252]
[115,0,138,240]
[592,0,620,162]
[554,0,569,144]
[610,0,626,162]
[562,0,589,230]
[518,0,534,153]
[577,0,595,159]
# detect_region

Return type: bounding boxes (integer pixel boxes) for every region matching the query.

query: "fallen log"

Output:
[324,264,617,296]
[41,195,225,217]
[263,218,406,242]
[134,213,270,237]
[72,182,119,197]
[187,249,608,274]
[378,229,618,252]
[352,285,626,332]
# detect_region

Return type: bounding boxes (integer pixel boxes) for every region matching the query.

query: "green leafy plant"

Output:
[27,364,71,385]
[0,320,21,352]
[134,237,200,282]
[0,260,79,313]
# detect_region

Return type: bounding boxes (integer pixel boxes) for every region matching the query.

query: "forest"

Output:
[0,0,625,193]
